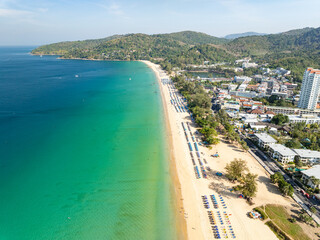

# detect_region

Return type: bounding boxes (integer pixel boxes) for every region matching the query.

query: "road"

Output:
[240,133,320,224]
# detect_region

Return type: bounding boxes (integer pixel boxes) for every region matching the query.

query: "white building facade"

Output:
[298,68,320,110]
[268,144,296,164]
[301,165,320,189]
[288,114,320,124]
[293,149,320,165]
[253,133,277,149]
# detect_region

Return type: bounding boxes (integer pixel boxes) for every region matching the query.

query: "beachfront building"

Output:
[264,106,298,115]
[293,149,320,165]
[264,106,320,116]
[298,68,320,110]
[288,114,320,124]
[220,101,240,112]
[234,76,252,83]
[301,165,320,189]
[268,144,296,164]
[253,133,277,149]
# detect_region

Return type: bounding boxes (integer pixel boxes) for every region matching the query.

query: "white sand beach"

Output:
[142,60,294,240]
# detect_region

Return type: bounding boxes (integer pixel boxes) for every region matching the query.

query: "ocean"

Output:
[0,47,177,240]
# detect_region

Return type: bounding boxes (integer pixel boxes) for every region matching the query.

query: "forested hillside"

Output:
[33,32,236,69]
[33,35,123,55]
[156,31,229,45]
[32,28,320,81]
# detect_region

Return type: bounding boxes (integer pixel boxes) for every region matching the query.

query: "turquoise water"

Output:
[0,47,176,239]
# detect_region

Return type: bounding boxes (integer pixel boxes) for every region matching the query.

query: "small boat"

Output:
[75,75,79,78]
[129,78,131,80]
[40,55,43,58]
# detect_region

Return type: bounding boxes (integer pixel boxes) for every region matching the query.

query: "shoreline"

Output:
[141,60,188,239]
[31,53,134,62]
[30,53,301,239]
[142,60,298,240]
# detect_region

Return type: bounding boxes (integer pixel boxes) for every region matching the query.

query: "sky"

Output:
[0,0,320,45]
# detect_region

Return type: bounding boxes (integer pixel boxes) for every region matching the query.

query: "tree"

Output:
[191,106,207,118]
[270,172,284,184]
[225,158,248,181]
[240,140,249,152]
[310,176,320,189]
[199,126,217,138]
[238,173,258,199]
[271,114,289,125]
[294,155,303,167]
[285,138,302,149]
[280,182,294,197]
[208,137,220,145]
[226,132,235,143]
[271,172,294,197]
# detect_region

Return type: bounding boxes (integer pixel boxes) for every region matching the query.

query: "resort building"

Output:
[288,114,320,124]
[268,144,296,164]
[264,105,320,116]
[220,101,240,112]
[298,68,320,110]
[234,76,252,83]
[301,165,320,189]
[253,133,277,149]
[293,149,320,165]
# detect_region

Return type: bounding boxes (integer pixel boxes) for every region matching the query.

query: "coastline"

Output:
[142,60,210,239]
[141,60,188,239]
[142,60,297,240]
[31,53,133,62]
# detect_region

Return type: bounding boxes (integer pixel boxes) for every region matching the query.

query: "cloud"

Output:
[108,3,123,16]
[0,8,32,17]
[96,1,129,19]
[37,8,48,13]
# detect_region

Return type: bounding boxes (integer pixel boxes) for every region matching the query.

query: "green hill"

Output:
[156,31,229,45]
[226,27,318,55]
[32,35,123,55]
[32,32,236,69]
[225,27,320,81]
[32,28,320,81]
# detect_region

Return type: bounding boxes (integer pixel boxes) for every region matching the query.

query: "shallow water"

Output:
[0,47,176,240]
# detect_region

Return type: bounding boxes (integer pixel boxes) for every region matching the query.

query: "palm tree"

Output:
[281,183,294,197]
[270,172,283,184]
[310,176,320,189]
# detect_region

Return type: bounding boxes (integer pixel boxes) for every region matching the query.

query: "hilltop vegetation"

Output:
[34,32,236,69]
[33,35,123,55]
[32,27,320,81]
[157,31,229,45]
[226,27,318,54]
[226,27,320,79]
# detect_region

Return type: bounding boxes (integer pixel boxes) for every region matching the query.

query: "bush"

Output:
[254,207,268,220]
[288,217,296,223]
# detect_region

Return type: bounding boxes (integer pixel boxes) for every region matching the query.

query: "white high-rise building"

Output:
[298,68,320,110]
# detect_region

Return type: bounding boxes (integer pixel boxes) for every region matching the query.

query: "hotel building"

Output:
[298,68,320,110]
